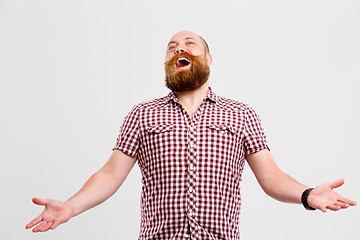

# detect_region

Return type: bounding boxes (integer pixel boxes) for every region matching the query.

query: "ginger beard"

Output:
[165,52,210,92]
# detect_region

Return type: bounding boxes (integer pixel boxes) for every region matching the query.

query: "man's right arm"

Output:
[25,150,137,232]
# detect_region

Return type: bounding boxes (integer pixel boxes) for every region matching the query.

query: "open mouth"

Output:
[176,57,191,68]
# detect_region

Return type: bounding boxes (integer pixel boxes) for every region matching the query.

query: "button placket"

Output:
[185,103,207,238]
[187,122,197,221]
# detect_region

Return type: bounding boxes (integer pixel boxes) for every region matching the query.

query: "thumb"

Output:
[330,179,345,189]
[32,198,48,206]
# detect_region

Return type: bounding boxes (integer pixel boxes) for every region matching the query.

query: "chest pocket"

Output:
[207,124,238,135]
[144,124,174,161]
[206,123,239,161]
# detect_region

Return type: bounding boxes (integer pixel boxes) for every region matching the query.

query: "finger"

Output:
[335,201,349,209]
[330,179,344,189]
[327,204,341,211]
[33,221,48,233]
[32,198,48,206]
[337,195,357,206]
[39,221,53,232]
[25,215,42,229]
[319,206,327,212]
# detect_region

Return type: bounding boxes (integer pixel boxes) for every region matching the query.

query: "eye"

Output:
[168,45,176,51]
[187,41,194,46]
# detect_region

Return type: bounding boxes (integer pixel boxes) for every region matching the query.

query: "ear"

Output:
[206,54,213,67]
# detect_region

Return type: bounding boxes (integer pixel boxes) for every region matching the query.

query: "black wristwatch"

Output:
[301,188,316,210]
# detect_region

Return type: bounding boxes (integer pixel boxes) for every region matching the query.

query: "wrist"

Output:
[301,188,316,211]
[64,199,79,217]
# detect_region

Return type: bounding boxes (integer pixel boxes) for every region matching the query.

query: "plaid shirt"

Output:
[113,87,269,240]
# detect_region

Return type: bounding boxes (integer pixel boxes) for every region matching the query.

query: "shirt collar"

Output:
[165,87,218,105]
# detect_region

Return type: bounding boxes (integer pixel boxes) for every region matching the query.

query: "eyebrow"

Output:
[167,37,197,46]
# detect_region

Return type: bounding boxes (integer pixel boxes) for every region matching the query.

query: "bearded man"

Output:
[26,31,356,239]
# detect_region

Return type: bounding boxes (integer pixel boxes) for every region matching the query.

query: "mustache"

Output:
[164,51,196,65]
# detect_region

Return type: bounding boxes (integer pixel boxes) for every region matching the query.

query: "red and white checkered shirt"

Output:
[113,87,269,240]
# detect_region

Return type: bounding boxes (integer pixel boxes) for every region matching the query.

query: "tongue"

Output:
[178,60,189,67]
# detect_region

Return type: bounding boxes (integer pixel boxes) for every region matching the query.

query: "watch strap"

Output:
[301,188,316,211]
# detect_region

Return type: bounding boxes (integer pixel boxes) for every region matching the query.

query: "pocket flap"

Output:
[207,124,237,134]
[145,124,174,134]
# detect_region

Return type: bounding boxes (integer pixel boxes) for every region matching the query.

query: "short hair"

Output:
[199,35,210,54]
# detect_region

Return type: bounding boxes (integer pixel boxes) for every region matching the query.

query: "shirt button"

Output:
[189,187,194,192]
[188,211,193,217]
[189,164,195,171]
[189,142,195,148]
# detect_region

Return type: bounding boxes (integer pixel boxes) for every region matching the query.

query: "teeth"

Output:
[178,57,190,63]
[176,57,191,66]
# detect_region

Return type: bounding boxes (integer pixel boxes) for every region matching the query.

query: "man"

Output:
[26,31,356,239]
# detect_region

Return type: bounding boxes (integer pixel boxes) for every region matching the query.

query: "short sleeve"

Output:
[243,105,270,155]
[112,105,141,157]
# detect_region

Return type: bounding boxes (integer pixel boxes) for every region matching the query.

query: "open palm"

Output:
[25,198,73,232]
[308,179,356,212]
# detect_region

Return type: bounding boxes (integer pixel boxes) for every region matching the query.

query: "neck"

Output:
[174,82,209,108]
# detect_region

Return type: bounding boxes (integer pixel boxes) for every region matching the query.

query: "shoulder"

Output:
[129,95,169,112]
[215,94,254,114]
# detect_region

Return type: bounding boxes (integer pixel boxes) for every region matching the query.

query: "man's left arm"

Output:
[246,149,357,212]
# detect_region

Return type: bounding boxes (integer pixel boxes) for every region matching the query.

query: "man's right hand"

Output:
[25,198,74,232]
[25,150,137,233]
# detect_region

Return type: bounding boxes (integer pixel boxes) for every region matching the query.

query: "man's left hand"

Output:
[307,179,357,212]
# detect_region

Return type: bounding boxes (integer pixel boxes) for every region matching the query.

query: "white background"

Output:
[0,0,359,239]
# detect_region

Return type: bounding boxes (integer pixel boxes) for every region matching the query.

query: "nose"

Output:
[175,47,184,54]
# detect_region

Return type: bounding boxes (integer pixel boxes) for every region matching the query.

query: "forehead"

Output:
[168,31,202,45]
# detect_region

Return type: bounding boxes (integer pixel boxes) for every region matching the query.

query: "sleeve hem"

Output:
[245,145,270,155]
[112,145,137,158]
